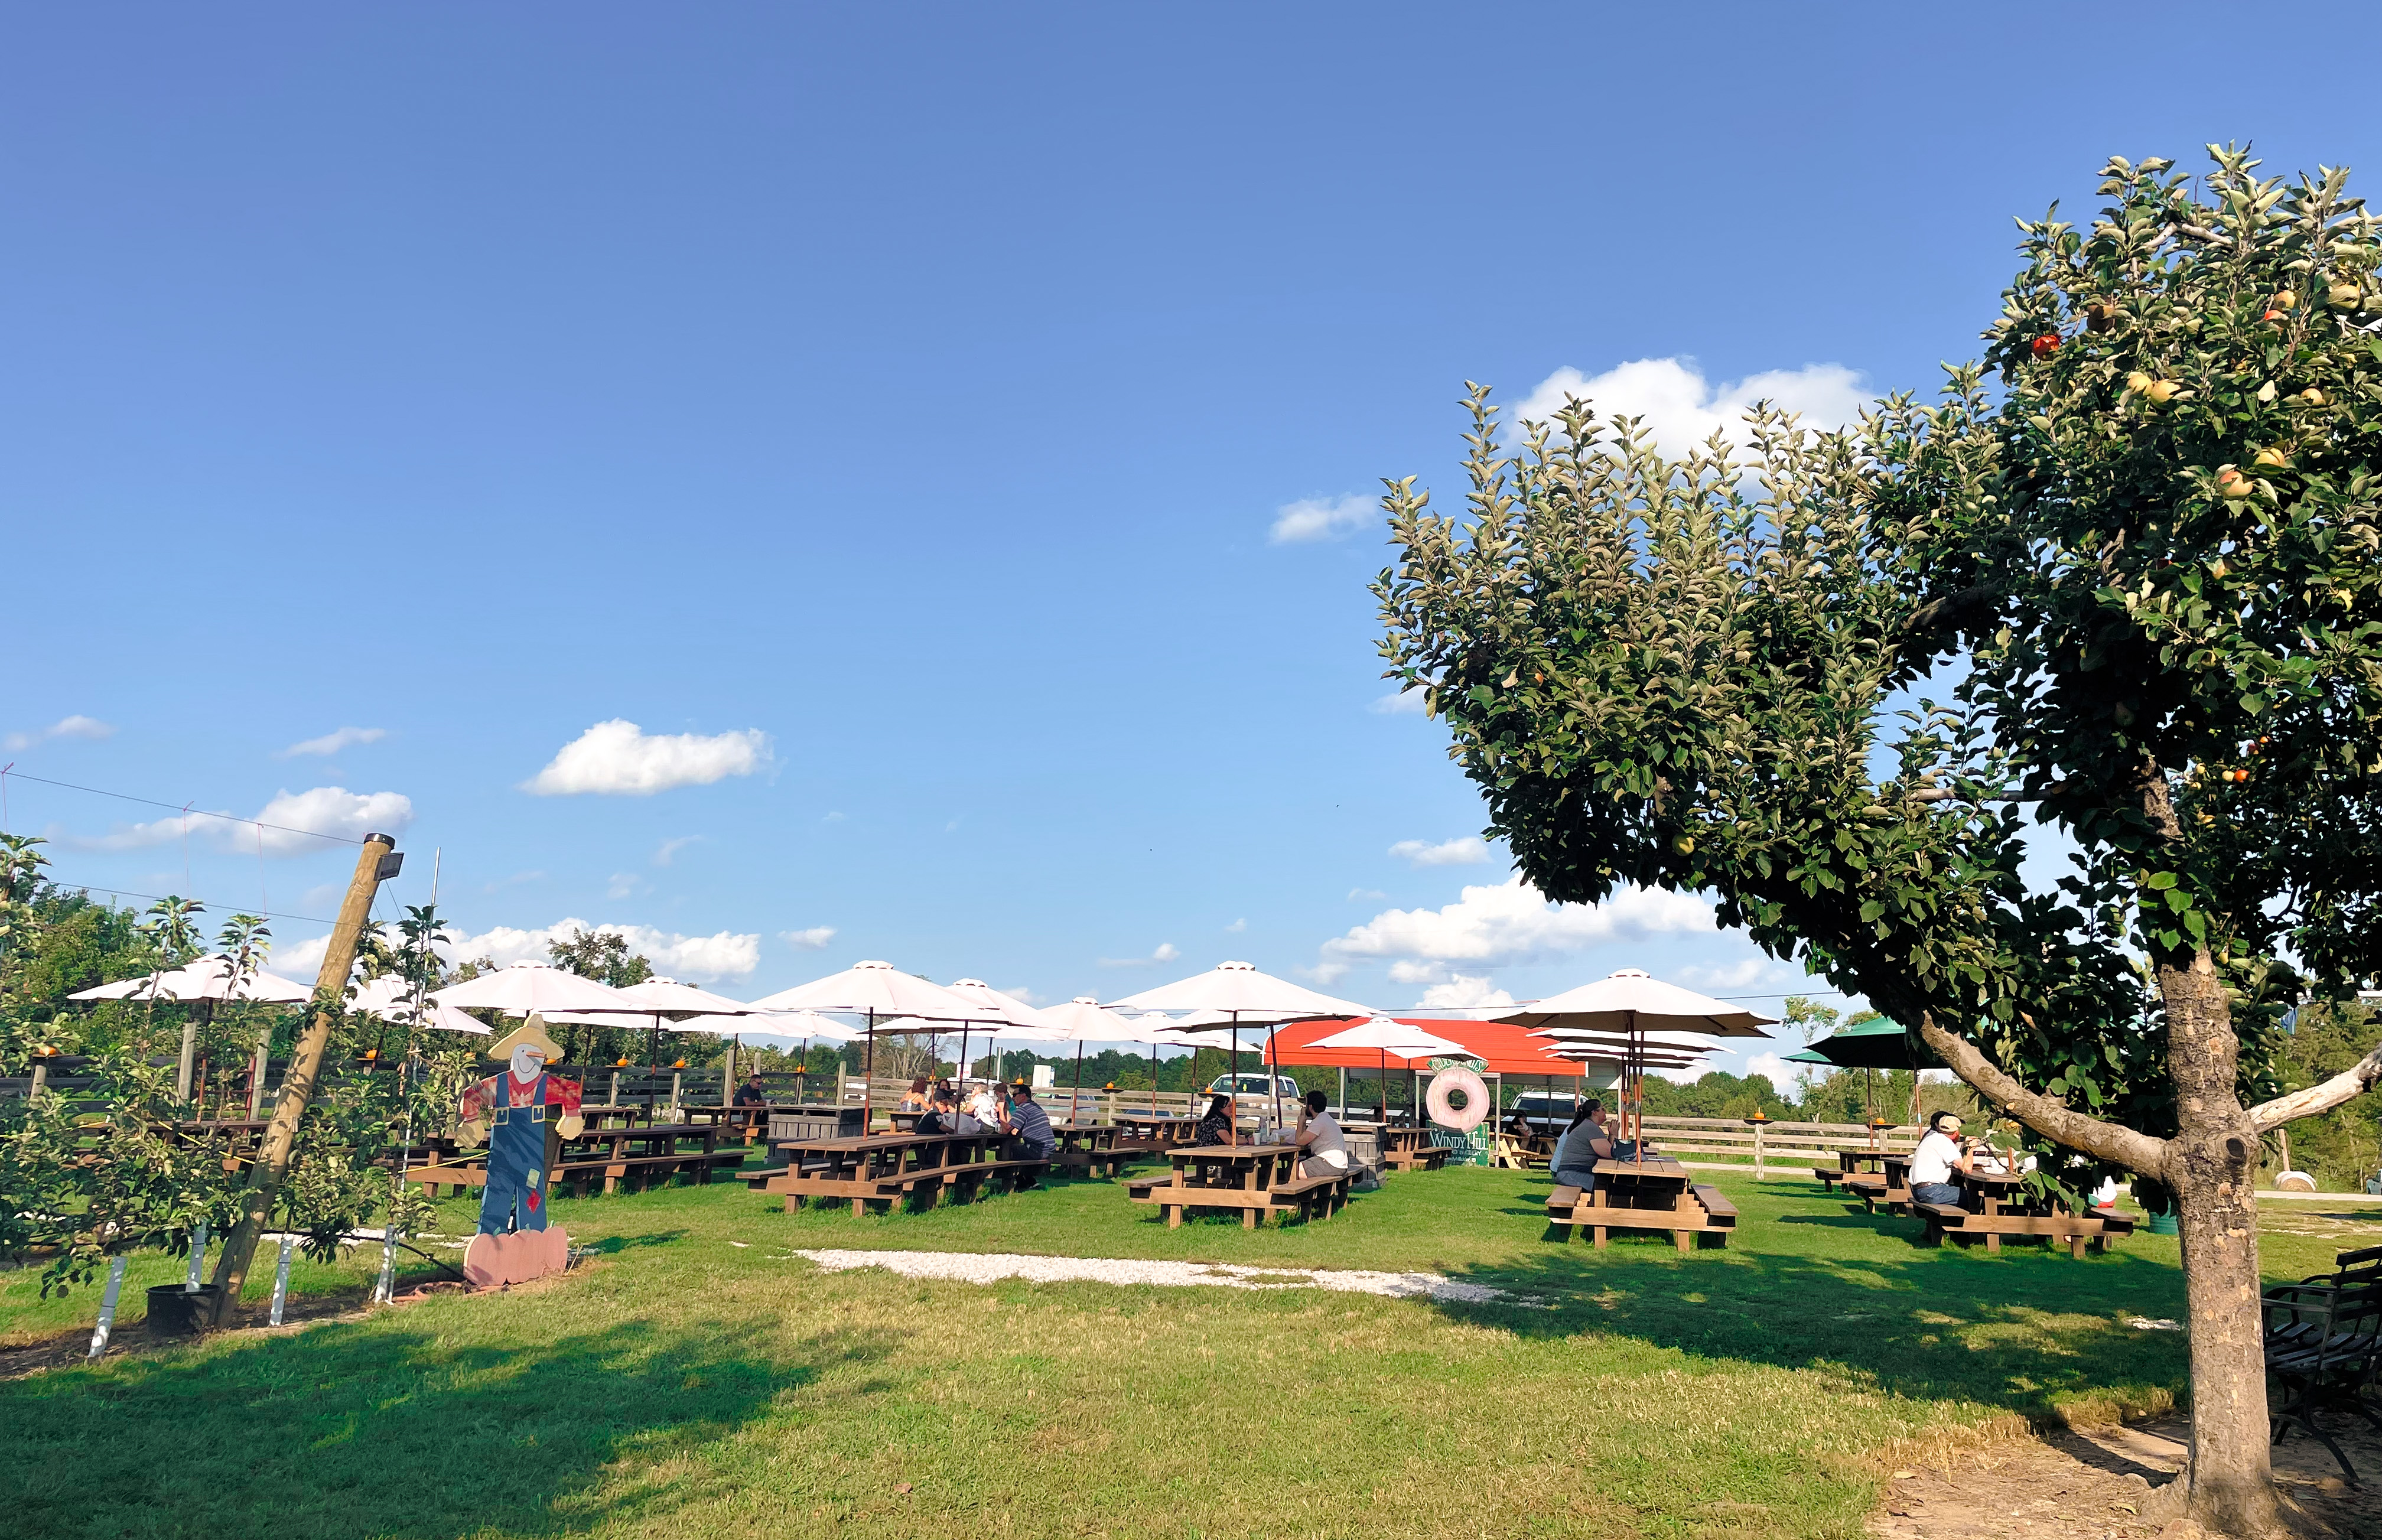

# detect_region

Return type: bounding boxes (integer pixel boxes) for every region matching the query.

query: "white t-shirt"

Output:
[1301,1110,1348,1170]
[1909,1129,1961,1186]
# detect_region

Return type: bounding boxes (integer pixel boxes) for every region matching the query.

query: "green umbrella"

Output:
[1782,1017,1943,1071]
[1784,1018,1940,1129]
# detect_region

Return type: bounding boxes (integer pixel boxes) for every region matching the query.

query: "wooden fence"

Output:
[1633,1115,1921,1177]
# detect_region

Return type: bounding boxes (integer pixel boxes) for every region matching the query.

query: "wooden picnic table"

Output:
[1048,1121,1141,1178]
[753,1130,1044,1215]
[1114,1114,1193,1147]
[1544,1157,1736,1251]
[1912,1165,2134,1256]
[1370,1126,1449,1173]
[1128,1142,1351,1230]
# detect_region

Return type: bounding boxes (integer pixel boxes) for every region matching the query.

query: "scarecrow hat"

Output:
[489,1014,563,1063]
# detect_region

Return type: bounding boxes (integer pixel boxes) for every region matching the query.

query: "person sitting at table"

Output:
[1909,1111,1981,1210]
[964,1080,1001,1127]
[1002,1082,1056,1160]
[1192,1092,1235,1146]
[897,1077,932,1114]
[915,1089,987,1138]
[1551,1102,1615,1190]
[1291,1089,1348,1178]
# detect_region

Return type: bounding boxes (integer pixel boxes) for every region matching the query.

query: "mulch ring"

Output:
[1871,1412,2382,1538]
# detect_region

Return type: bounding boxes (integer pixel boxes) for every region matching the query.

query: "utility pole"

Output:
[208,832,401,1323]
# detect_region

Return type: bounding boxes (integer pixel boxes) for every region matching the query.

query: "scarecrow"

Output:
[455,1016,584,1286]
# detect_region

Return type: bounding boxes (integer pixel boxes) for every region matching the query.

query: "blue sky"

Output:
[6,5,2376,1083]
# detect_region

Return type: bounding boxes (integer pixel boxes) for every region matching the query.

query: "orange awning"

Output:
[1261,1016,1585,1077]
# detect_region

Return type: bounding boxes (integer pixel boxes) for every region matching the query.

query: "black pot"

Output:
[145,1283,224,1336]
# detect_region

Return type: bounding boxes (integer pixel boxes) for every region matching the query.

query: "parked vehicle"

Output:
[1204,1072,1301,1125]
[1508,1090,1588,1135]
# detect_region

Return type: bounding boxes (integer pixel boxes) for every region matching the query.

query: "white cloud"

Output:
[252,787,414,854]
[783,926,837,950]
[1348,888,1387,901]
[4,714,116,751]
[1001,984,1046,1005]
[523,719,771,796]
[1224,918,1246,933]
[1675,957,1772,991]
[653,835,703,866]
[1506,358,1868,460]
[1745,1051,1792,1086]
[1316,875,1712,981]
[1388,836,1491,868]
[63,785,412,857]
[606,872,639,900]
[272,932,331,978]
[1099,942,1182,968]
[1369,689,1428,715]
[1268,494,1375,545]
[1417,974,1516,1010]
[438,917,760,981]
[278,726,386,759]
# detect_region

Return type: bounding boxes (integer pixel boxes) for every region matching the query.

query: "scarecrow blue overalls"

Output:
[480,1073,554,1235]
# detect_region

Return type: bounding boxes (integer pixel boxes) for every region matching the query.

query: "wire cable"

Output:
[0,769,370,846]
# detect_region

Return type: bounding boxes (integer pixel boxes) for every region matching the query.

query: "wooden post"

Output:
[206,834,398,1323]
[247,1038,269,1119]
[722,1040,736,1107]
[1754,1121,1766,1181]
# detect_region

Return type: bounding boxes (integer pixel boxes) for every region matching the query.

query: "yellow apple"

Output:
[2145,380,2179,404]
[2126,370,2155,395]
[2301,388,2327,405]
[2272,289,2298,310]
[2331,283,2363,308]
[2215,467,2253,498]
[2253,446,2290,468]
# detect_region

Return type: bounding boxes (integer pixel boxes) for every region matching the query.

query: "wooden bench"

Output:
[1270,1170,1354,1222]
[1131,1172,1349,1229]
[1915,1200,2135,1256]
[2264,1280,2382,1483]
[769,1158,1049,1215]
[1544,1177,1736,1251]
[1383,1143,1450,1173]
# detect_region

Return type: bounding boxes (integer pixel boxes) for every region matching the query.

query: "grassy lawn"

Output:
[2,1163,2371,1539]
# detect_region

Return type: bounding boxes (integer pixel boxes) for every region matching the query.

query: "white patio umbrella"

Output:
[431,961,648,1014]
[747,961,995,1125]
[1307,1016,1478,1128]
[70,953,314,1003]
[350,975,492,1035]
[939,979,1061,1095]
[1107,962,1374,1141]
[1498,969,1774,1161]
[1032,996,1170,1124]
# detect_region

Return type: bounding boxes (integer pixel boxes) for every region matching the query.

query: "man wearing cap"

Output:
[457,1015,585,1240]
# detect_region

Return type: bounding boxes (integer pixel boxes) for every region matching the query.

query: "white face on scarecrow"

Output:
[509,1041,548,1083]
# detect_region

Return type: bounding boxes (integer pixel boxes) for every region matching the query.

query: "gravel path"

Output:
[792,1248,1519,1303]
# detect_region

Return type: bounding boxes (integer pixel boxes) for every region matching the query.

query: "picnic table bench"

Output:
[1366,1126,1449,1173]
[1546,1158,1736,1251]
[747,1131,1046,1215]
[1130,1144,1351,1229]
[1911,1168,2136,1256]
[1842,1153,1911,1214]
[1115,1113,1194,1148]
[2263,1266,2382,1484]
[1049,1122,1140,1178]
[1812,1147,1890,1194]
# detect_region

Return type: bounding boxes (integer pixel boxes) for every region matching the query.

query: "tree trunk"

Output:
[2160,937,2283,1538]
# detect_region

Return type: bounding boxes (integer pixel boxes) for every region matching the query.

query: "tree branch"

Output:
[1915,1012,2171,1173]
[1899,584,1999,642]
[2249,1043,2382,1132]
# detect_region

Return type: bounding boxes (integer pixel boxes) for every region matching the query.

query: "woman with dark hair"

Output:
[897,1077,931,1113]
[1551,1101,1614,1191]
[1193,1092,1235,1146]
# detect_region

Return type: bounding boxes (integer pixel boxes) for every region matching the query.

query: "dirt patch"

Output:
[1870,1413,2382,1538]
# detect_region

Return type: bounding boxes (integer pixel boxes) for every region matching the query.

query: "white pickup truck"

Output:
[1204,1072,1303,1128]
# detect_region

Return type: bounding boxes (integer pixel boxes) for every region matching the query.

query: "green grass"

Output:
[2,1163,2373,1539]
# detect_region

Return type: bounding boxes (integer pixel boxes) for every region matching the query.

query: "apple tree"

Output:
[1375,148,2382,1536]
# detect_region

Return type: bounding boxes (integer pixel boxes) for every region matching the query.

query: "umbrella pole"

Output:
[1228,1022,1239,1147]
[1378,1049,1387,1125]
[864,1010,876,1131]
[1071,1040,1083,1125]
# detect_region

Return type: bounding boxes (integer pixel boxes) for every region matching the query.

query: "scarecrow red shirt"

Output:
[459,1066,584,1125]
